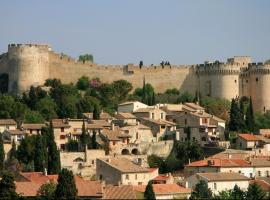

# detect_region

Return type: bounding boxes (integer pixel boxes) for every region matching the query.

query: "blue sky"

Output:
[1,0,270,64]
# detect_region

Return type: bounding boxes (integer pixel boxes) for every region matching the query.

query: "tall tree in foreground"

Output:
[34,134,47,172]
[231,185,245,200]
[0,133,4,175]
[9,139,17,161]
[246,183,265,200]
[190,180,212,199]
[55,169,77,199]
[37,181,57,200]
[229,98,245,132]
[45,122,61,174]
[0,172,17,199]
[144,181,156,200]
[80,119,88,151]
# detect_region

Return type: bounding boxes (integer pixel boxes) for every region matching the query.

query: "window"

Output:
[256,77,259,82]
[246,80,248,83]
[267,171,269,177]
[151,113,154,119]
[203,118,208,124]
[60,144,65,150]
[258,171,261,177]
[184,119,187,125]
[193,137,196,141]
[238,170,241,174]
[250,173,253,178]
[126,174,129,180]
[61,127,64,132]
[92,160,95,165]
[235,80,237,83]
[138,182,143,185]
[113,141,116,145]
[201,137,206,141]
[161,113,164,119]
[60,135,65,140]
[161,125,165,129]
[135,174,138,180]
[30,130,32,134]
[214,183,217,190]
[6,125,9,130]
[99,174,103,180]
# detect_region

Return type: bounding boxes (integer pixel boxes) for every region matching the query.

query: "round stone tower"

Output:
[248,61,270,112]
[7,44,50,93]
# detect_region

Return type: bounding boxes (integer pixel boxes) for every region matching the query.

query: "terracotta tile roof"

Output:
[4,129,27,135]
[104,185,136,199]
[211,115,226,122]
[134,184,192,195]
[250,179,270,191]
[250,158,270,167]
[184,103,205,111]
[52,119,71,128]
[22,123,46,130]
[153,175,170,181]
[134,107,163,113]
[185,158,251,168]
[99,157,150,173]
[190,111,213,118]
[141,118,176,126]
[238,134,260,141]
[115,112,137,119]
[83,112,112,120]
[16,172,103,197]
[0,119,16,125]
[197,172,250,181]
[101,128,131,141]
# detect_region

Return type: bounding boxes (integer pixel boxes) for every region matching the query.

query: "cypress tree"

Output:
[144,181,156,200]
[190,180,212,199]
[91,131,98,149]
[0,172,18,199]
[55,169,77,199]
[0,133,4,175]
[46,122,61,174]
[231,184,245,200]
[246,183,265,200]
[93,105,100,120]
[34,134,47,172]
[142,76,147,104]
[229,98,245,132]
[245,97,255,133]
[80,119,88,151]
[152,91,156,106]
[9,139,16,161]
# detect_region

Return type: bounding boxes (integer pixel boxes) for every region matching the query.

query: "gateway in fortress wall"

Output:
[0,43,270,113]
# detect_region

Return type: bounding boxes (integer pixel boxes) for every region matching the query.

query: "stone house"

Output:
[118,101,148,113]
[21,123,46,135]
[0,119,17,133]
[96,157,158,185]
[83,111,113,122]
[237,133,260,150]
[133,107,166,120]
[185,172,250,195]
[52,119,71,150]
[114,112,138,126]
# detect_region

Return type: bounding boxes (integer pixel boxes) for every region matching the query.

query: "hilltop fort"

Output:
[0,43,270,112]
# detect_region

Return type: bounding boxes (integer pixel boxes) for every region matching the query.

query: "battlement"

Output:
[8,43,50,51]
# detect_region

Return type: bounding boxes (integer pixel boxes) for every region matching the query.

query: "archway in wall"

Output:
[131,148,140,155]
[0,73,9,93]
[121,149,130,155]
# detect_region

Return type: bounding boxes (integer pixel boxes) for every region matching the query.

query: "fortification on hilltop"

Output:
[0,43,270,113]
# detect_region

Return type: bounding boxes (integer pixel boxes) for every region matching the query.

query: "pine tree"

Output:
[245,97,255,133]
[144,181,156,200]
[55,169,77,199]
[231,184,245,200]
[0,133,4,175]
[190,180,212,199]
[246,183,265,200]
[46,122,61,174]
[34,134,47,172]
[9,139,16,161]
[0,172,18,199]
[229,98,245,132]
[80,119,88,151]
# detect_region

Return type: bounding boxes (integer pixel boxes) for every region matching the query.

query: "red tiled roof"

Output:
[153,175,170,181]
[185,158,251,168]
[148,168,158,173]
[104,185,136,199]
[16,172,102,197]
[249,179,270,191]
[238,134,260,141]
[134,184,191,195]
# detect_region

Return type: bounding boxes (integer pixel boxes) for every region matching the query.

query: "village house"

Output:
[0,119,17,133]
[83,111,113,122]
[96,157,159,185]
[185,172,250,195]
[237,133,260,150]
[133,107,166,120]
[86,119,111,134]
[113,112,138,126]
[134,183,192,199]
[21,123,46,135]
[118,101,148,113]
[52,119,71,150]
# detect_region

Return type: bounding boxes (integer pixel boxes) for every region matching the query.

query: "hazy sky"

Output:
[1,0,270,65]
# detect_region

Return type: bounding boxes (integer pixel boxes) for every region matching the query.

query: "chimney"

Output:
[43,168,47,176]
[188,158,191,164]
[111,122,115,131]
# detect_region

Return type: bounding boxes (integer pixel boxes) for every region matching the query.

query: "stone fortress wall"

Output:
[0,43,270,113]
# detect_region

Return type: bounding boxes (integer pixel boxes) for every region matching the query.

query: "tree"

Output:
[144,181,156,200]
[55,169,77,199]
[91,131,98,149]
[111,80,133,102]
[147,154,166,173]
[16,135,36,167]
[214,190,232,200]
[190,180,212,199]
[0,94,15,118]
[246,183,265,200]
[78,54,93,63]
[0,172,17,199]
[76,76,90,90]
[36,97,58,121]
[80,120,88,151]
[37,181,57,200]
[231,185,245,200]
[34,134,47,172]
[44,78,61,88]
[93,104,100,120]
[0,133,4,175]
[139,60,143,69]
[66,139,79,152]
[9,139,16,161]
[229,98,244,132]
[24,110,45,123]
[245,97,255,133]
[45,122,61,174]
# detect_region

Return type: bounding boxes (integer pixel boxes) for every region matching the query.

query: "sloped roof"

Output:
[141,118,176,126]
[22,123,46,130]
[115,112,137,119]
[184,103,204,111]
[250,179,270,191]
[238,134,260,141]
[185,158,251,168]
[0,119,16,125]
[101,128,131,141]
[197,172,250,181]
[133,184,191,195]
[104,185,136,199]
[134,107,163,113]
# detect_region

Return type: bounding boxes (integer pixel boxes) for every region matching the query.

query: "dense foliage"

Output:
[0,133,4,175]
[190,180,213,199]
[55,169,77,199]
[0,172,18,199]
[144,181,156,200]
